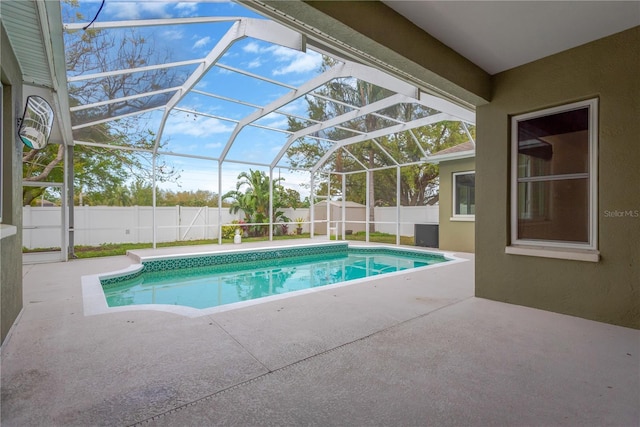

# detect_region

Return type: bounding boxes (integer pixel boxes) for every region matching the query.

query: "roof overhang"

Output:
[423,150,475,165]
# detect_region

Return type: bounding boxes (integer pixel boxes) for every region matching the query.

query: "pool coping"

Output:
[81,242,468,318]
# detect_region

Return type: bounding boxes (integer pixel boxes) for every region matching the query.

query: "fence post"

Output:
[133,205,140,243]
[204,206,209,240]
[176,205,181,241]
[86,205,92,245]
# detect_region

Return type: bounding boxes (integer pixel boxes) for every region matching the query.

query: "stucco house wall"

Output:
[438,157,475,253]
[1,22,25,345]
[475,27,640,328]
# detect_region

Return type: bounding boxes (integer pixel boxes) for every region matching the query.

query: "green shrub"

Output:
[221,220,243,239]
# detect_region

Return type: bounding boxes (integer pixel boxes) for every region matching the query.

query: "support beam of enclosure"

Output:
[418,91,475,123]
[396,166,401,245]
[223,58,425,166]
[66,59,204,83]
[463,122,476,146]
[407,130,428,158]
[71,106,165,130]
[219,62,348,162]
[153,18,305,154]
[312,113,455,173]
[55,5,479,250]
[342,147,368,171]
[271,93,411,167]
[70,87,183,112]
[152,21,243,154]
[63,16,243,31]
[372,138,399,165]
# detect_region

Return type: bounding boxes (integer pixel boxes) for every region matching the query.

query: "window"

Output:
[510,99,598,253]
[453,171,475,219]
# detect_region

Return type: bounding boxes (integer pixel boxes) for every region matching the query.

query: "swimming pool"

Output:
[83,242,458,317]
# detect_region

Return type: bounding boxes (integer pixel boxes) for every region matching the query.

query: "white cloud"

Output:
[258,47,323,76]
[257,112,289,130]
[239,43,322,75]
[247,59,262,69]
[278,99,306,115]
[242,41,261,54]
[166,116,234,138]
[193,36,211,49]
[272,52,322,75]
[266,45,299,61]
[159,168,219,192]
[264,118,290,129]
[161,29,184,40]
[104,2,171,20]
[174,2,198,17]
[194,81,208,90]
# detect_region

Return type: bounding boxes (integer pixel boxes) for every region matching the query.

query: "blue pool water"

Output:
[102,247,448,310]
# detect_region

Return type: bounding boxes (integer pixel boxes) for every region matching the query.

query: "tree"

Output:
[280,188,305,208]
[222,169,290,236]
[159,189,219,207]
[23,5,180,206]
[22,144,65,206]
[286,56,476,223]
[287,69,387,230]
[129,179,154,206]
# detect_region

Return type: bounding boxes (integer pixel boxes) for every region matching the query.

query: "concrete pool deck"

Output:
[3,240,639,426]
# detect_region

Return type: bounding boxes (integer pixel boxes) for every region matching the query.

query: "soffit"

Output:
[0,1,53,88]
[383,1,640,74]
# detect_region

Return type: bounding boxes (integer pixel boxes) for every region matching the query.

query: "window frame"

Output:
[510,98,598,252]
[452,170,475,221]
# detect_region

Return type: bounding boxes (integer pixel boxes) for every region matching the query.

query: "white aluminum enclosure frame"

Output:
[59,5,475,248]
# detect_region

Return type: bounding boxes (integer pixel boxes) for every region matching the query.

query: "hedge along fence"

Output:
[22,205,437,249]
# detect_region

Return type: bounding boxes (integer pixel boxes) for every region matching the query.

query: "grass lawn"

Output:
[24,233,315,259]
[24,232,415,259]
[334,232,414,246]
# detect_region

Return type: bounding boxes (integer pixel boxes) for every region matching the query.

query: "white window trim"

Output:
[450,217,475,222]
[509,98,598,257]
[452,170,475,220]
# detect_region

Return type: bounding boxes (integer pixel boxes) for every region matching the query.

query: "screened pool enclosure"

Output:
[12,0,475,261]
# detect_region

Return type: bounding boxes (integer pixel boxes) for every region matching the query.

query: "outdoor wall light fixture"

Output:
[18,95,54,150]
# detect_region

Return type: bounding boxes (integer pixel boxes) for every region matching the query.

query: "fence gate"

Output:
[22,181,67,264]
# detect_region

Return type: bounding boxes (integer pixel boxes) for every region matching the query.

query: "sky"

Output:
[62,0,329,197]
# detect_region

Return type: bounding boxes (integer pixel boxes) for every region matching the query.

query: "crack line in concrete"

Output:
[206,314,273,374]
[130,296,474,426]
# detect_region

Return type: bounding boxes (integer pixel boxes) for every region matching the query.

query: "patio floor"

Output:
[2,241,639,426]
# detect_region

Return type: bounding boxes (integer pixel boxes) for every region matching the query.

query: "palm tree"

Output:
[222,169,289,236]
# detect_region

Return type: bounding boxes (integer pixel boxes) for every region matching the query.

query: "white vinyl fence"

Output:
[22,205,438,249]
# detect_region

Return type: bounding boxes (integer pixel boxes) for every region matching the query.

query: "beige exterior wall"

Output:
[438,157,475,253]
[1,22,25,344]
[476,27,640,329]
